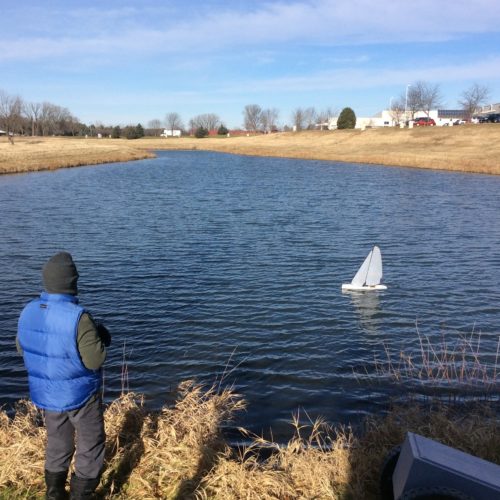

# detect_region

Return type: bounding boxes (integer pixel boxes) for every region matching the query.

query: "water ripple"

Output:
[1,152,499,440]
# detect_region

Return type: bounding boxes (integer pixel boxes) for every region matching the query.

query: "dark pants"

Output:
[44,394,105,479]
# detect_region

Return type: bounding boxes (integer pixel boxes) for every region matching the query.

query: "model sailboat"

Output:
[342,246,387,291]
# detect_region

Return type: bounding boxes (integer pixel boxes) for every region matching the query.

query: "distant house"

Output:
[161,129,181,137]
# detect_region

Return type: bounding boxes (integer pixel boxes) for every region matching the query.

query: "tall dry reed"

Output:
[372,327,500,393]
[1,331,499,499]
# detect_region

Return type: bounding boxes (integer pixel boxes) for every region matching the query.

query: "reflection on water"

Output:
[345,291,382,335]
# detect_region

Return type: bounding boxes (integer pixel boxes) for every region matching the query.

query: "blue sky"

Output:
[1,0,500,128]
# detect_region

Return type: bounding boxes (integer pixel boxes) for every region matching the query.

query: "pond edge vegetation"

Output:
[2,331,499,499]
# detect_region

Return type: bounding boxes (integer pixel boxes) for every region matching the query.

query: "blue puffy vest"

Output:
[17,292,101,412]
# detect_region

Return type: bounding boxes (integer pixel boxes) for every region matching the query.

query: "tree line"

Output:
[0,90,81,138]
[1,82,492,141]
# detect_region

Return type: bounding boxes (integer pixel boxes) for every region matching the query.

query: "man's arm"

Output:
[77,313,109,370]
[16,335,23,355]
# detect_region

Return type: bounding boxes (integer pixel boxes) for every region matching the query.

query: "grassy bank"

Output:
[1,381,499,499]
[143,125,500,175]
[1,125,499,176]
[0,137,154,175]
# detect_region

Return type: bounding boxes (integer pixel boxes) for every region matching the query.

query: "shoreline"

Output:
[1,126,500,176]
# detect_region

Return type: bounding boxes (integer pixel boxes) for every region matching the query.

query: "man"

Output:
[17,252,111,500]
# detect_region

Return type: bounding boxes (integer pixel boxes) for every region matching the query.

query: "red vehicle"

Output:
[414,117,436,126]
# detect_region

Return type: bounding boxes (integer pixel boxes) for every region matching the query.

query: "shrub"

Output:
[124,126,138,139]
[195,126,209,138]
[337,107,356,129]
[123,124,145,140]
[217,125,229,136]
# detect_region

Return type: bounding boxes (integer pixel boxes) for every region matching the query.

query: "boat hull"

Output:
[341,283,387,292]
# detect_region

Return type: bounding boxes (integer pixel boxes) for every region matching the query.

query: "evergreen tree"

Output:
[337,107,356,129]
[217,125,229,135]
[135,123,145,138]
[195,126,209,138]
[111,126,121,138]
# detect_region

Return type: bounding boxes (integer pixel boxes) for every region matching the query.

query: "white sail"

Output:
[350,246,383,286]
[365,245,383,286]
[351,249,373,287]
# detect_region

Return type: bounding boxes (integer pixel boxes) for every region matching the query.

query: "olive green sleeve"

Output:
[16,335,23,355]
[77,312,107,370]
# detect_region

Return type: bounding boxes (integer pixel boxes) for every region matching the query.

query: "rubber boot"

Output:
[45,469,68,500]
[69,474,100,500]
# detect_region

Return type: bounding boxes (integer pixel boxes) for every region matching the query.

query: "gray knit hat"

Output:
[42,252,79,295]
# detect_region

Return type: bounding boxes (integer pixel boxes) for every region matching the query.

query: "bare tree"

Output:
[0,90,24,141]
[291,107,305,131]
[24,101,42,136]
[402,86,421,120]
[55,107,75,135]
[389,98,405,126]
[164,112,183,135]
[303,107,317,129]
[37,103,75,136]
[148,119,163,136]
[260,108,279,132]
[459,83,490,120]
[188,118,196,135]
[190,113,220,132]
[39,102,56,136]
[316,107,337,130]
[66,115,81,136]
[415,81,442,117]
[243,104,262,132]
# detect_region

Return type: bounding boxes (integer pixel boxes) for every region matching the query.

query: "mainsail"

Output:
[351,246,383,287]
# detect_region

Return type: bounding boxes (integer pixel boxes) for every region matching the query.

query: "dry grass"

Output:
[346,402,500,499]
[198,414,353,500]
[1,379,499,499]
[0,399,46,498]
[0,136,153,174]
[135,125,500,175]
[1,125,500,175]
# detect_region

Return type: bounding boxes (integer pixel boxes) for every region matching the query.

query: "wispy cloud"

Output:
[1,0,500,62]
[2,1,499,125]
[218,56,500,94]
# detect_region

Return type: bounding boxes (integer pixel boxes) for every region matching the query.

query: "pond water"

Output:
[1,151,499,440]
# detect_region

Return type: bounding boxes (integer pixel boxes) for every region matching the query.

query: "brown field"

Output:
[1,125,499,175]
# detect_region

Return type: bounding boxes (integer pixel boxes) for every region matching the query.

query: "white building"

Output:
[161,129,181,137]
[474,103,500,116]
[327,109,471,129]
[413,110,467,126]
[327,110,394,130]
